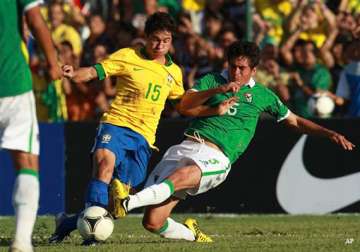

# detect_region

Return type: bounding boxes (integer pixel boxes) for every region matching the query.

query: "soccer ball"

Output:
[308,93,335,118]
[77,206,114,241]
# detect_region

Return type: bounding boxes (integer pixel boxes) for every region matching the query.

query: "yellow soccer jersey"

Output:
[94,47,184,147]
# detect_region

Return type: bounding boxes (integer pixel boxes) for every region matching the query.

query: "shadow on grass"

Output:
[0,237,12,247]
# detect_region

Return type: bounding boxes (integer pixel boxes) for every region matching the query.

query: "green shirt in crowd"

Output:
[292,63,332,118]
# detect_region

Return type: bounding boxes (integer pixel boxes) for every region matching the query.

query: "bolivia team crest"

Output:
[244,93,252,103]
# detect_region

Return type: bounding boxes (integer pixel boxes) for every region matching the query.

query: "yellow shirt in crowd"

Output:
[51,24,82,56]
[255,0,293,45]
[95,47,184,148]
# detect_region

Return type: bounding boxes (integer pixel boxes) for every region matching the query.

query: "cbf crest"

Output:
[166,74,174,87]
[244,93,253,103]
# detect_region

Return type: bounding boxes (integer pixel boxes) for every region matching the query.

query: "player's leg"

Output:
[143,196,212,242]
[49,124,120,243]
[10,151,40,252]
[0,92,40,252]
[124,163,201,212]
[121,140,229,242]
[86,148,116,208]
[142,197,195,241]
[109,132,151,218]
[49,148,118,243]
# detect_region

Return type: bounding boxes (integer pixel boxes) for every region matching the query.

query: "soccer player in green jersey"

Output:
[117,41,355,242]
[0,1,62,251]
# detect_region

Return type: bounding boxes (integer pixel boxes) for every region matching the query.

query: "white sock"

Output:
[12,171,39,248]
[127,179,174,211]
[159,218,195,241]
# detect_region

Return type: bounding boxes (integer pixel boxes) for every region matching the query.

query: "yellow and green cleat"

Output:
[184,218,213,242]
[109,178,130,218]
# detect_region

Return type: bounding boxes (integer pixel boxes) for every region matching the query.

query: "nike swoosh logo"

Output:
[133,68,143,71]
[276,135,360,214]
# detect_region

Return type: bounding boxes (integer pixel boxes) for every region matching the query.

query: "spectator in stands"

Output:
[81,14,113,66]
[254,0,293,46]
[92,44,116,118]
[49,1,82,56]
[255,43,290,104]
[288,40,333,118]
[335,39,360,117]
[60,41,97,121]
[286,0,336,48]
[202,10,223,45]
[175,12,214,88]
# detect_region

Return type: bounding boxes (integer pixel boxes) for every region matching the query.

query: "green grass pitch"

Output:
[1,214,360,252]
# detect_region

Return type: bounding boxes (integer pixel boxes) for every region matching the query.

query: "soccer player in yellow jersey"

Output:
[49,12,184,245]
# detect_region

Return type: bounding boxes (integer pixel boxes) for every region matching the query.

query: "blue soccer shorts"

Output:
[91,123,152,187]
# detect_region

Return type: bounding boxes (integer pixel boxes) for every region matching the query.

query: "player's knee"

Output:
[11,151,38,170]
[170,166,201,190]
[93,155,115,182]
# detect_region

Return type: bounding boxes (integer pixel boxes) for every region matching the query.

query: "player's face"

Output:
[146,30,172,59]
[228,57,256,84]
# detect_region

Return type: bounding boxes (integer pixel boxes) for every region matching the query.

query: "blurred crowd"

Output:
[25,0,360,122]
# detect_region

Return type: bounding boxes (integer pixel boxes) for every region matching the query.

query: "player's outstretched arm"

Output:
[179,94,238,117]
[25,6,62,80]
[283,112,355,151]
[62,65,98,83]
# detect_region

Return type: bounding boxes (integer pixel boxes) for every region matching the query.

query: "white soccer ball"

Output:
[308,93,335,118]
[77,206,114,241]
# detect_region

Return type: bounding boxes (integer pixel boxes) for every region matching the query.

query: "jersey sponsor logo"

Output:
[276,135,360,214]
[101,134,112,144]
[199,158,220,166]
[244,93,252,103]
[133,67,143,71]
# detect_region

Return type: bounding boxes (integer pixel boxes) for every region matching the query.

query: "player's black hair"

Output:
[226,41,260,68]
[144,12,176,37]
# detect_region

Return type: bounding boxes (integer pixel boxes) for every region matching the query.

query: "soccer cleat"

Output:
[184,218,213,242]
[48,213,77,243]
[109,178,130,218]
[81,238,99,246]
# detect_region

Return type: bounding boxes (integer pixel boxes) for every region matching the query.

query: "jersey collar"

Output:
[220,70,255,88]
[140,47,173,67]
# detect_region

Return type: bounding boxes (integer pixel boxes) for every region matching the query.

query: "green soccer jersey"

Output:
[185,72,289,164]
[0,0,39,98]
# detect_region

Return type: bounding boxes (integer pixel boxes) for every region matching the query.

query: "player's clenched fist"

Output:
[216,82,241,94]
[62,65,74,78]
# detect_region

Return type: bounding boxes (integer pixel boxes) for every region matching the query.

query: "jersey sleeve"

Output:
[95,49,129,80]
[168,67,185,100]
[265,89,290,122]
[192,74,217,91]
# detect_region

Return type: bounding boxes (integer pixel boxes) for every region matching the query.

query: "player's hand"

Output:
[217,82,241,94]
[218,96,238,115]
[48,64,62,80]
[329,132,355,151]
[62,65,74,79]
